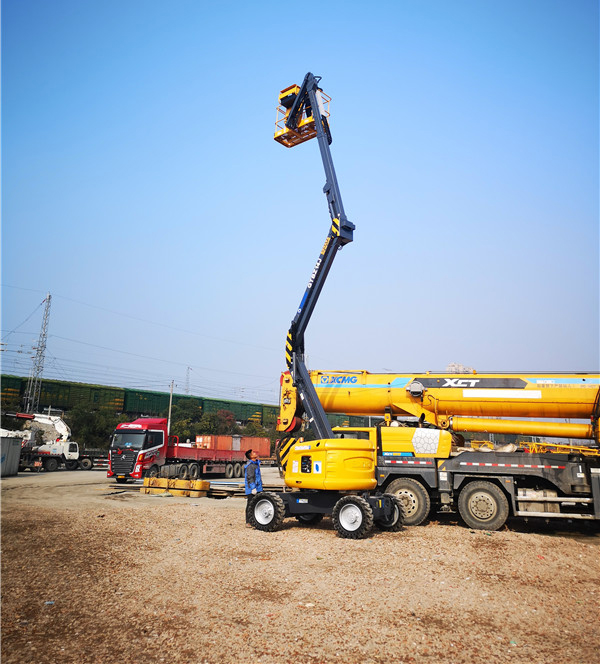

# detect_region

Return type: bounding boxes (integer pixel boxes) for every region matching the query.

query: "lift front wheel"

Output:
[375,494,405,532]
[332,495,374,539]
[249,492,285,532]
[386,478,430,526]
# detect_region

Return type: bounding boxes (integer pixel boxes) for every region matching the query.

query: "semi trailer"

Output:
[107,417,269,483]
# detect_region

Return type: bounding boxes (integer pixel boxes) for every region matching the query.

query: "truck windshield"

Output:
[111,432,146,450]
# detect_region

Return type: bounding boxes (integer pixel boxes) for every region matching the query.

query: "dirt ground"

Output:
[1,469,599,664]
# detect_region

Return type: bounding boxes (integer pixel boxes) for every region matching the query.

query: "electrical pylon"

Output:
[22,292,51,414]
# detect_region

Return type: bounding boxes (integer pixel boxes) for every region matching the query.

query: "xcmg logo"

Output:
[442,379,480,388]
[320,375,358,385]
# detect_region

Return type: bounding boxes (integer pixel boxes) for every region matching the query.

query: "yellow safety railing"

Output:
[274,89,331,148]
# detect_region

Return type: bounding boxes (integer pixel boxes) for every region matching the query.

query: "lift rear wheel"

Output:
[458,481,509,531]
[178,464,189,480]
[248,492,285,532]
[386,478,430,526]
[225,463,235,479]
[375,494,404,532]
[188,463,200,480]
[233,463,242,478]
[332,495,374,539]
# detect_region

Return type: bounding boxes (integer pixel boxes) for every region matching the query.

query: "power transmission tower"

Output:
[22,293,51,414]
[185,366,191,395]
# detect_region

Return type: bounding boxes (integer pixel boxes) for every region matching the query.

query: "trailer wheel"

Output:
[375,494,405,532]
[386,478,430,526]
[248,492,285,532]
[188,463,200,480]
[145,465,159,478]
[178,464,189,480]
[332,495,374,539]
[225,463,234,479]
[458,481,509,531]
[233,463,242,478]
[79,458,93,470]
[65,460,79,471]
[43,458,59,472]
[295,513,324,526]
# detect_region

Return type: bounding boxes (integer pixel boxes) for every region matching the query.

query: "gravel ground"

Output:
[1,470,599,664]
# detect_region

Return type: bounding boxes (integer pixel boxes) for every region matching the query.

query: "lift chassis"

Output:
[248,490,403,540]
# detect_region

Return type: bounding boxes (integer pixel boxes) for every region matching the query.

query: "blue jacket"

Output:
[244,459,263,495]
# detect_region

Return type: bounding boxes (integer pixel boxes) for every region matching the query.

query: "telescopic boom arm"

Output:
[275,72,354,439]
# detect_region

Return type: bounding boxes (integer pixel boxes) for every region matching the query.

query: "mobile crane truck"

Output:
[247,72,600,537]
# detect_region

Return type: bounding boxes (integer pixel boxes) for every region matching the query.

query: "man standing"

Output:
[244,448,263,524]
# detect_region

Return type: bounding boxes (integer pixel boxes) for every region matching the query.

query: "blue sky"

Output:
[2,0,598,405]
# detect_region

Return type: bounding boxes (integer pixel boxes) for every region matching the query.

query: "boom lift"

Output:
[247,73,404,538]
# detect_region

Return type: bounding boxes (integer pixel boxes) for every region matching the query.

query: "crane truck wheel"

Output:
[385,478,431,526]
[295,513,324,526]
[332,495,374,539]
[248,492,285,532]
[65,460,79,471]
[458,481,509,531]
[43,458,59,472]
[79,458,93,470]
[375,494,405,532]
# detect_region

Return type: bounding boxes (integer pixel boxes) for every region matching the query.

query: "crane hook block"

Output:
[274,84,331,148]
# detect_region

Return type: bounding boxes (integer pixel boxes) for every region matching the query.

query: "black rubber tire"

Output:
[188,463,200,480]
[145,465,159,478]
[233,462,242,478]
[115,477,130,484]
[178,464,189,480]
[79,458,93,470]
[332,495,374,539]
[458,481,509,531]
[248,492,286,532]
[43,458,59,472]
[386,478,431,526]
[225,463,234,479]
[375,494,405,532]
[294,513,325,526]
[65,460,79,471]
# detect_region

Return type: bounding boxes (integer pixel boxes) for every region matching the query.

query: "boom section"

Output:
[275,72,354,439]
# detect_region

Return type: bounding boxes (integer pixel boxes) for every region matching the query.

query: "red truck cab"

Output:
[107,417,169,482]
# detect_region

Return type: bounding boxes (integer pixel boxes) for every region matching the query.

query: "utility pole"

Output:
[185,366,191,395]
[167,380,174,436]
[23,292,51,414]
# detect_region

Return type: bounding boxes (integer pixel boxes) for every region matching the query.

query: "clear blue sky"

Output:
[2,0,598,405]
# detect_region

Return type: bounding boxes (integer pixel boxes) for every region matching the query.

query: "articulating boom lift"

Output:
[277,72,354,440]
[246,73,403,538]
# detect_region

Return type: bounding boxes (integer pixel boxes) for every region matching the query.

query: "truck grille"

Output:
[109,450,137,475]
